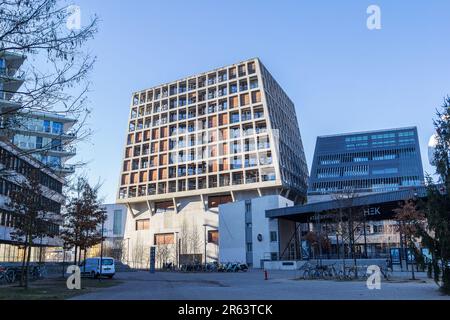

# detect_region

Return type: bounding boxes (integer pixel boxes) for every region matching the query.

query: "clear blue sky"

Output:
[72,0,450,203]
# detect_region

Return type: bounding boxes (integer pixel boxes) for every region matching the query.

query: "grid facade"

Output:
[117,58,308,204]
[308,127,425,195]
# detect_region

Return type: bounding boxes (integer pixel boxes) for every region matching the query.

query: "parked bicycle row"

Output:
[298,262,392,281]
[0,264,47,285]
[161,261,249,273]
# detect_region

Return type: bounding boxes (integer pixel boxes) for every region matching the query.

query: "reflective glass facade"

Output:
[308,127,424,195]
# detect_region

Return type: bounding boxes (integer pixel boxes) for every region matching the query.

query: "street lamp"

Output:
[202,224,207,267]
[174,232,179,268]
[99,219,105,281]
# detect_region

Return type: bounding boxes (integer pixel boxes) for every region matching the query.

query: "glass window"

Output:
[154,233,174,245]
[43,120,51,133]
[270,231,277,242]
[208,195,232,208]
[51,139,62,151]
[48,156,61,166]
[208,230,219,244]
[136,219,149,230]
[52,122,63,135]
[113,209,123,235]
[36,136,43,149]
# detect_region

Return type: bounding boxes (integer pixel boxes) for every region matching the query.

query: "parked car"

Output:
[79,257,115,279]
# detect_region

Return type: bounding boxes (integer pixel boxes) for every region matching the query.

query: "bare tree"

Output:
[156,244,174,269]
[0,0,98,175]
[189,221,202,264]
[0,0,98,117]
[331,188,365,276]
[132,235,145,269]
[178,218,202,265]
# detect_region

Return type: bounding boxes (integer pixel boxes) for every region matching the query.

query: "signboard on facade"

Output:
[149,246,156,273]
[390,248,401,265]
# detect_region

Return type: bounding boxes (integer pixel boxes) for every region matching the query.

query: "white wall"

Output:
[219,195,293,267]
[218,200,246,263]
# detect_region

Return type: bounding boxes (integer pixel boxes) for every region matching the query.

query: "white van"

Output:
[79,257,115,278]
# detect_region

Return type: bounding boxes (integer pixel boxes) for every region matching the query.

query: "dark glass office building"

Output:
[308,127,424,195]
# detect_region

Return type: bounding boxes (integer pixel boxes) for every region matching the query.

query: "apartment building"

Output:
[1,51,77,177]
[117,58,308,266]
[11,111,77,176]
[0,51,25,131]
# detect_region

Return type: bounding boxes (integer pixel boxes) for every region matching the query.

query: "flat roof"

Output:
[317,126,417,139]
[133,57,260,95]
[266,186,427,220]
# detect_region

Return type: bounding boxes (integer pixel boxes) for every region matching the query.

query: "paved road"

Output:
[71,269,450,300]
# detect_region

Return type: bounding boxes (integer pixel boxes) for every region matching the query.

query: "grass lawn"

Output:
[0,277,121,300]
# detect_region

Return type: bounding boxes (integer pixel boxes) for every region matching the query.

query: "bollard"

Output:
[264,269,268,280]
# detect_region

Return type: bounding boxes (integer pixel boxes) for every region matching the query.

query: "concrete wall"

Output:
[219,195,293,267]
[122,195,219,268]
[263,259,388,270]
[218,200,246,263]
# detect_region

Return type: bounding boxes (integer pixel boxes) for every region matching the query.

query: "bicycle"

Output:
[322,264,338,280]
[0,266,16,284]
[299,262,317,280]
[338,265,357,280]
[31,265,47,280]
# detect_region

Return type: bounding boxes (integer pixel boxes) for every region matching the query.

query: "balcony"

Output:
[53,164,76,176]
[47,146,77,157]
[0,91,21,110]
[0,67,25,81]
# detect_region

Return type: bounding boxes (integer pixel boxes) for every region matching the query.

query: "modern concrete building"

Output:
[308,127,424,195]
[11,111,77,176]
[0,139,65,262]
[117,58,308,267]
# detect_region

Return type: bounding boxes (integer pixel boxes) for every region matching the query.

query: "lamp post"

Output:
[175,232,179,269]
[99,219,105,281]
[202,224,207,267]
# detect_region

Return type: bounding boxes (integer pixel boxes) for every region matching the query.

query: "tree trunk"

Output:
[78,247,82,264]
[24,234,33,289]
[73,245,78,266]
[409,242,416,280]
[19,243,28,287]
